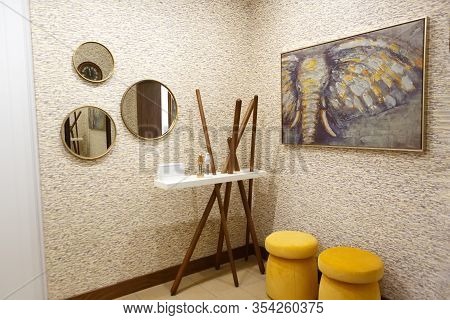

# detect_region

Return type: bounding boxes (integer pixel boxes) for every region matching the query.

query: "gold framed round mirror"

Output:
[61,106,116,160]
[72,42,114,83]
[121,80,178,140]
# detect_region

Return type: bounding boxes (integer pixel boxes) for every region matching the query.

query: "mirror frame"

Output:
[120,80,179,141]
[72,41,115,83]
[60,106,117,160]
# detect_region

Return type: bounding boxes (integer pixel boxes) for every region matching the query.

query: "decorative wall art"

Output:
[281,18,427,151]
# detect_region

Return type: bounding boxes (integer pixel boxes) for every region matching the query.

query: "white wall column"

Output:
[0,0,47,300]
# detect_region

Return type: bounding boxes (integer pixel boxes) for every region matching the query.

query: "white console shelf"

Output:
[154,168,267,190]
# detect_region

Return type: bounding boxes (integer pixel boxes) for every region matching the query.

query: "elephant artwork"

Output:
[281,18,426,151]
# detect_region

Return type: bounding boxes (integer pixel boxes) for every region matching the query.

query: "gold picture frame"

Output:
[281,17,427,152]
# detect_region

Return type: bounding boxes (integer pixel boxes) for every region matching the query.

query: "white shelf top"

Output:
[154,169,267,190]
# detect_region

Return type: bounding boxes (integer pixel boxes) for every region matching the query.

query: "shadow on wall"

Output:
[381,264,407,299]
[247,116,279,245]
[120,188,255,279]
[253,171,278,245]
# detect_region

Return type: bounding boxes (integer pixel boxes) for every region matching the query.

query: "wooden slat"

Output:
[245,96,258,260]
[229,99,242,174]
[196,89,217,175]
[221,99,255,172]
[172,89,239,293]
[214,183,239,287]
[215,181,232,269]
[216,133,266,274]
[249,96,258,172]
[215,137,241,269]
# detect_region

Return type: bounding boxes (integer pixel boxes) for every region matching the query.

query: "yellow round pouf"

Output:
[265,231,318,300]
[318,247,384,300]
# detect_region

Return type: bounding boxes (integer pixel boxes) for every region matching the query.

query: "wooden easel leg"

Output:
[244,223,250,261]
[215,181,232,269]
[245,97,258,262]
[170,190,217,295]
[214,100,241,274]
[237,180,265,274]
[185,89,239,291]
[195,89,238,286]
[214,184,239,287]
[215,137,241,268]
[244,179,254,261]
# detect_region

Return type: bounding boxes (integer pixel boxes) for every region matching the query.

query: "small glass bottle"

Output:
[197,154,204,178]
[204,153,210,175]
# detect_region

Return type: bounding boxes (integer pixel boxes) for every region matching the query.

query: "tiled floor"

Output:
[116,256,269,300]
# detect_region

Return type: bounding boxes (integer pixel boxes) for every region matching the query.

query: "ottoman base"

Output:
[266,254,318,300]
[318,275,380,300]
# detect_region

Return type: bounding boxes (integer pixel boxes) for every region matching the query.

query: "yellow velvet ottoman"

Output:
[318,247,384,300]
[265,231,318,300]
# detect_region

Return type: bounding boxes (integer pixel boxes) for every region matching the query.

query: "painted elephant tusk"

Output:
[320,110,337,137]
[290,111,301,128]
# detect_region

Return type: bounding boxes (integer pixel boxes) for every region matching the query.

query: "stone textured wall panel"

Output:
[30,0,449,299]
[249,0,449,299]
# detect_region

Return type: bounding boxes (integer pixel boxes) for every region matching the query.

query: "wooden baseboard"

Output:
[69,245,257,300]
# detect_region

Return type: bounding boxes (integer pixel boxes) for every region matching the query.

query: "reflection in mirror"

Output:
[73,42,114,83]
[61,106,116,160]
[121,80,178,140]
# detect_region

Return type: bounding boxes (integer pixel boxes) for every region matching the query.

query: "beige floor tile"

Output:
[184,267,229,285]
[136,276,197,300]
[211,287,256,300]
[116,257,268,300]
[241,279,269,300]
[213,270,262,290]
[172,284,216,300]
[198,273,240,293]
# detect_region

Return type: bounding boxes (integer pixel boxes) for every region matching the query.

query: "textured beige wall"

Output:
[31,0,449,300]
[249,0,449,299]
[30,0,254,299]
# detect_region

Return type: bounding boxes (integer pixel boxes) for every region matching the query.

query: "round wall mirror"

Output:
[121,80,178,140]
[61,106,116,160]
[72,42,114,83]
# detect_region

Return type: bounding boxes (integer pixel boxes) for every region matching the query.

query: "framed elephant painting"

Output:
[281,18,427,151]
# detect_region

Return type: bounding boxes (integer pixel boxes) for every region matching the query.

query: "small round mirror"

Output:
[73,42,114,83]
[61,106,116,160]
[121,80,178,140]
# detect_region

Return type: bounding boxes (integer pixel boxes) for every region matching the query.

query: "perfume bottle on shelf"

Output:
[197,154,204,178]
